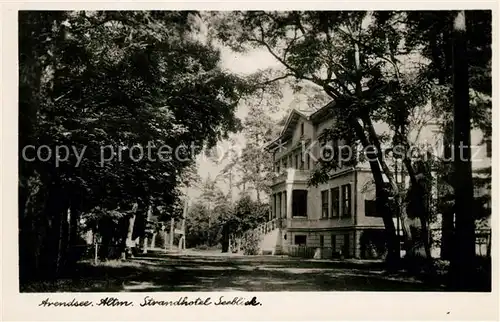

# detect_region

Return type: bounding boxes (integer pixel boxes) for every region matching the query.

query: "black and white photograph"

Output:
[2,4,497,320]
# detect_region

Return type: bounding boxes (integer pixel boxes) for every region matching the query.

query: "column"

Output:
[271,194,276,220]
[277,192,282,219]
[281,191,286,219]
[286,185,293,219]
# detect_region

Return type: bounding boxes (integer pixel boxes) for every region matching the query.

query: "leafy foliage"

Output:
[241,231,262,255]
[19,11,251,281]
[211,10,491,271]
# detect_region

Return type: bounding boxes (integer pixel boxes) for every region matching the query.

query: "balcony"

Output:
[286,217,353,229]
[271,168,311,185]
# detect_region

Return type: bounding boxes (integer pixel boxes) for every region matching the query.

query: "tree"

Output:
[19,11,250,283]
[212,10,492,274]
[213,87,287,201]
[404,10,491,289]
[185,202,211,248]
[211,11,432,268]
[449,10,475,291]
[196,176,229,246]
[217,194,269,252]
[238,105,277,201]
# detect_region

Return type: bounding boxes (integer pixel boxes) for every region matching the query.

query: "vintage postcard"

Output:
[1,1,498,321]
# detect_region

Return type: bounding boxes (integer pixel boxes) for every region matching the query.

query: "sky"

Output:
[186,45,290,201]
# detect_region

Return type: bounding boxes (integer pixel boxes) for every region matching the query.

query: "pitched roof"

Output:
[265,101,335,151]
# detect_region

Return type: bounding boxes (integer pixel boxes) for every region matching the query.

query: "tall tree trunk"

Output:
[37,184,68,279]
[163,229,168,250]
[67,203,80,269]
[363,114,414,253]
[18,32,44,284]
[221,224,229,253]
[350,117,399,268]
[324,80,400,268]
[19,175,44,283]
[448,10,476,290]
[228,168,233,202]
[151,233,157,249]
[55,205,71,276]
[142,204,153,254]
[123,202,138,259]
[353,42,399,268]
[441,207,454,260]
[169,217,175,250]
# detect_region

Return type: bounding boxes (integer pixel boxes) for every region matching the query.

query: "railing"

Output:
[430,228,492,258]
[474,229,492,257]
[241,218,279,242]
[287,246,347,259]
[254,218,278,235]
[271,168,311,184]
[271,170,288,184]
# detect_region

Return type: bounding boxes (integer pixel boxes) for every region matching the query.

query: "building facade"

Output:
[265,102,491,259]
[265,104,390,259]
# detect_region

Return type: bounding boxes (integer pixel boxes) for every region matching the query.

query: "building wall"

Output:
[288,230,357,258]
[314,118,335,138]
[308,170,355,221]
[269,106,491,258]
[273,114,313,169]
[356,170,385,227]
[292,115,314,143]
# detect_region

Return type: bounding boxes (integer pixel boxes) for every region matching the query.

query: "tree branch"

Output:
[292,12,307,36]
[336,26,401,83]
[255,73,294,88]
[248,33,322,87]
[283,28,301,62]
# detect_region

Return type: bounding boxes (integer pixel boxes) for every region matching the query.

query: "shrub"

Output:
[242,231,261,255]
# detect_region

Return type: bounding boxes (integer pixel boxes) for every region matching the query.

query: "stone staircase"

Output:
[243,218,283,255]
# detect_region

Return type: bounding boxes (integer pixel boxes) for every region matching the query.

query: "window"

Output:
[275,162,280,173]
[364,199,379,217]
[331,187,340,217]
[321,190,329,218]
[300,123,304,136]
[319,235,324,248]
[341,184,352,217]
[331,234,336,252]
[292,190,308,217]
[294,154,299,169]
[306,153,310,170]
[294,235,307,246]
[283,157,288,169]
